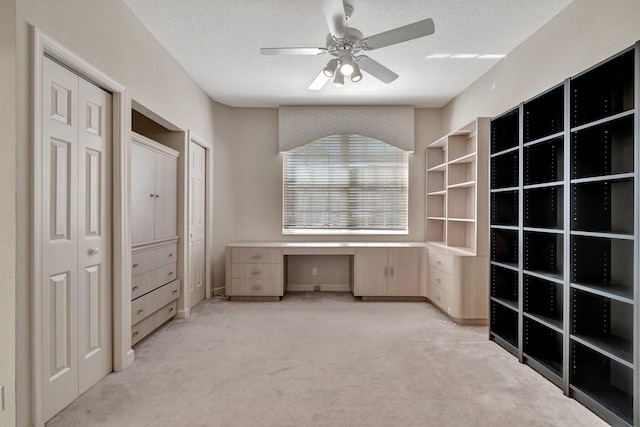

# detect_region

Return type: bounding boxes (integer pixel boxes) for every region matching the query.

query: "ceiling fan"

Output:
[259,0,435,89]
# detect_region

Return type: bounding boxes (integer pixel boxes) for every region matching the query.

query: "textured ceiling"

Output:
[122,0,573,107]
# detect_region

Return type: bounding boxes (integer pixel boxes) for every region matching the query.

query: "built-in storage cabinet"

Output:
[426,118,488,255]
[129,133,180,345]
[355,247,421,297]
[428,246,488,323]
[490,43,638,426]
[225,246,284,300]
[131,133,179,244]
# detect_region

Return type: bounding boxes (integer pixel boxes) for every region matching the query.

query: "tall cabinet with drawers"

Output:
[130,132,181,344]
[490,44,638,426]
[425,118,490,324]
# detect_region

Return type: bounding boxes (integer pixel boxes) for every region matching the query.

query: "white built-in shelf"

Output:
[425,118,489,256]
[448,152,476,164]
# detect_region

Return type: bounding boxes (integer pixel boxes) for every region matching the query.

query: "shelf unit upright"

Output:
[489,43,639,427]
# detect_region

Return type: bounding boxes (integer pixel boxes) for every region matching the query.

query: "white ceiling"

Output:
[122,0,573,108]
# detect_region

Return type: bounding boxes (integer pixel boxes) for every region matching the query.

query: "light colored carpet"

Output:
[47,292,608,427]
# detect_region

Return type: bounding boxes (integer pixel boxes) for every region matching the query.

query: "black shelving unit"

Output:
[491,264,518,310]
[524,275,563,329]
[524,186,563,229]
[491,190,518,226]
[524,317,563,378]
[524,231,563,280]
[491,228,518,267]
[490,43,638,426]
[524,136,564,185]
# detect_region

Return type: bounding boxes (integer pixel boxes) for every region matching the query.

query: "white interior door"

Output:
[77,77,112,394]
[42,57,112,421]
[189,142,206,307]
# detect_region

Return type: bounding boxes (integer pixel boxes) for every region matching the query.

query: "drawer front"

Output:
[428,282,450,312]
[231,263,282,279]
[232,247,282,264]
[131,301,177,345]
[230,278,282,296]
[132,279,180,325]
[428,266,452,293]
[132,244,178,276]
[131,263,177,299]
[428,250,451,274]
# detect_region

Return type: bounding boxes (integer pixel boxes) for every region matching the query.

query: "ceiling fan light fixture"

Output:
[333,71,345,87]
[339,53,355,76]
[323,58,340,77]
[351,62,362,82]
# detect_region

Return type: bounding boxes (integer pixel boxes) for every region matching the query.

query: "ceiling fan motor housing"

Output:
[326,28,363,57]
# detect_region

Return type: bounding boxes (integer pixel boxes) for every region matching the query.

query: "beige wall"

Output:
[218,108,442,284]
[14,1,220,424]
[0,0,16,424]
[442,0,640,132]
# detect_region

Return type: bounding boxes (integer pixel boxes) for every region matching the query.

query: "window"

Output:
[283,135,408,234]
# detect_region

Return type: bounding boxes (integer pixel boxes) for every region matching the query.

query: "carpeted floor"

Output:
[47,292,608,426]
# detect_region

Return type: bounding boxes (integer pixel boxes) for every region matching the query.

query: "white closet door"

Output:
[154,152,178,240]
[42,57,113,421]
[130,142,155,243]
[189,142,206,307]
[42,57,80,421]
[77,77,112,394]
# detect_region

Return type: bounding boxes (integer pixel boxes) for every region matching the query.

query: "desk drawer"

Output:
[231,263,282,279]
[232,247,282,264]
[231,278,282,295]
[131,263,177,299]
[428,250,451,274]
[132,244,178,276]
[429,266,451,293]
[428,282,450,312]
[132,279,180,325]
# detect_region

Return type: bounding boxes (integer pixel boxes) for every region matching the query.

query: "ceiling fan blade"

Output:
[321,0,348,39]
[361,18,435,51]
[356,56,399,84]
[260,47,328,56]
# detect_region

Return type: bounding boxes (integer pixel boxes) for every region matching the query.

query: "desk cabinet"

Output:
[354,247,421,297]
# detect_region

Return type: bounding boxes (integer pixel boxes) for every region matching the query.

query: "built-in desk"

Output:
[225,242,428,301]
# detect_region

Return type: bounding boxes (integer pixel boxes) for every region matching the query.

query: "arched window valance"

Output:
[278,106,415,152]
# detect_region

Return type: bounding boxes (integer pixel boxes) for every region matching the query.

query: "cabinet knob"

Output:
[132,285,139,291]
[133,263,140,268]
[169,307,174,313]
[88,248,99,255]
[155,194,160,198]
[436,278,441,283]
[150,193,155,198]
[169,271,174,276]
[251,270,261,275]
[137,308,144,314]
[251,255,262,259]
[169,253,174,257]
[173,289,178,294]
[132,331,139,337]
[251,285,262,290]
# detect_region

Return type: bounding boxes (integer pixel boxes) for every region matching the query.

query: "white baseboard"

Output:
[176,308,190,319]
[286,283,352,292]
[212,286,226,296]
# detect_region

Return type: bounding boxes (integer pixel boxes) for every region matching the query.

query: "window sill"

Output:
[283,229,409,236]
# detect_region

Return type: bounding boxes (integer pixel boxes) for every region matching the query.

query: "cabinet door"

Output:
[130,142,156,243]
[355,248,388,296]
[387,248,420,296]
[154,152,178,239]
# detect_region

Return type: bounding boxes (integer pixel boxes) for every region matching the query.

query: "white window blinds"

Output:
[283,135,408,234]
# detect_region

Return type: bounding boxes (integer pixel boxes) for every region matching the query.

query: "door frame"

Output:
[187,131,213,305]
[32,28,132,426]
